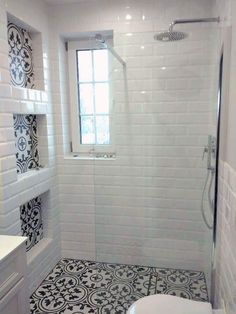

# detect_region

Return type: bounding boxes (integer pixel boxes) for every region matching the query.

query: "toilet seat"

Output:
[127,294,212,314]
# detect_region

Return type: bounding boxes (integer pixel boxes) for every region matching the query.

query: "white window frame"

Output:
[68,38,115,154]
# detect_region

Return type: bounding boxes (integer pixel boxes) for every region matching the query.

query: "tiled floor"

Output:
[30,259,208,313]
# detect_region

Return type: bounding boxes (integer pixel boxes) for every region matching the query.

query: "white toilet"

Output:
[127,294,213,314]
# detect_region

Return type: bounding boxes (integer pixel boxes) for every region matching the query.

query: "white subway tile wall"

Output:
[2,1,236,310]
[0,0,60,294]
[215,161,236,314]
[48,0,219,282]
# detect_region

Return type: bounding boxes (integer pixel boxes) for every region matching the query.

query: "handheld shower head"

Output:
[95,33,105,44]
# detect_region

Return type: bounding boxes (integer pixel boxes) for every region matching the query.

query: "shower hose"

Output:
[201,169,215,229]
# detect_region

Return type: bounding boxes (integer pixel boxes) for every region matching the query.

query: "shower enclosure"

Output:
[91,17,221,297]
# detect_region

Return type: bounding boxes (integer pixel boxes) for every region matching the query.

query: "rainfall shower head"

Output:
[154,31,187,42]
[154,17,220,42]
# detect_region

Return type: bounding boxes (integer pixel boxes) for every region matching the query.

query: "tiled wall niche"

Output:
[8,21,35,88]
[13,114,49,175]
[20,195,43,251]
[19,190,52,252]
[7,13,45,91]
[14,114,39,174]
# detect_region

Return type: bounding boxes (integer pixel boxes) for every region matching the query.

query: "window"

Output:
[68,38,113,153]
[77,49,110,145]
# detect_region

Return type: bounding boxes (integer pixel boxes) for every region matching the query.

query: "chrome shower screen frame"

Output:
[95,33,126,67]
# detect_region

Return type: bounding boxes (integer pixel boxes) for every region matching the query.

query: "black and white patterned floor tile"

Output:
[30,259,208,314]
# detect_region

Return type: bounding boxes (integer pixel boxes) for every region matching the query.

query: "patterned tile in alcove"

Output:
[20,196,43,251]
[13,114,39,174]
[8,22,35,89]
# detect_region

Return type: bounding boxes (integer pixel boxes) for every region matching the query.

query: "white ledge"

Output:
[17,167,50,181]
[0,235,27,262]
[64,154,116,161]
[27,238,53,265]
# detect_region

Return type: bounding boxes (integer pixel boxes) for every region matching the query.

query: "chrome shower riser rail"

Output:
[169,17,220,32]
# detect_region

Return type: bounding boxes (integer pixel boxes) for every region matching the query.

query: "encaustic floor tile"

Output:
[30,259,208,314]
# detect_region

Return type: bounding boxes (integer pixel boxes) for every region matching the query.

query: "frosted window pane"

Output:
[81,116,95,144]
[94,49,109,81]
[77,51,93,82]
[79,84,94,114]
[94,83,109,114]
[96,116,110,144]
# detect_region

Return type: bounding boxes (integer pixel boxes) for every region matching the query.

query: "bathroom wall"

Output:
[48,0,219,278]
[213,1,236,313]
[1,1,235,308]
[215,162,236,314]
[0,0,60,294]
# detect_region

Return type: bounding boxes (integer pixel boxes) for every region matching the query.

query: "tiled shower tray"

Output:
[30,258,208,313]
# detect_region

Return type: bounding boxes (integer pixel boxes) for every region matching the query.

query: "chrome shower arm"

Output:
[169,17,220,32]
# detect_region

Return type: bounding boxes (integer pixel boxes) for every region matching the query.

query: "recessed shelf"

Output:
[20,195,43,251]
[8,22,35,89]
[11,86,48,102]
[0,86,48,115]
[17,167,50,181]
[7,13,45,91]
[19,190,51,253]
[13,114,49,176]
[16,168,52,210]
[14,114,40,174]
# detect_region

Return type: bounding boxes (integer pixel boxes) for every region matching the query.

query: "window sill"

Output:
[64,153,116,161]
[17,167,50,181]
